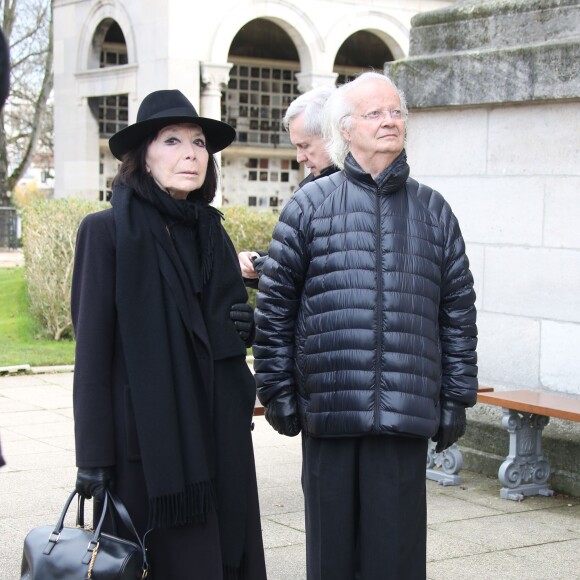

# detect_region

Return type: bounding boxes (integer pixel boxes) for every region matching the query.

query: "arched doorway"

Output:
[87,19,128,200]
[334,30,395,84]
[221,19,303,208]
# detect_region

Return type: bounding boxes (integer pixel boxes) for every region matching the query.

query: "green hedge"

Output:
[22,199,108,340]
[21,200,279,340]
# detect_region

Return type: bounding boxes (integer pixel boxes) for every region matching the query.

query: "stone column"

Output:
[384,0,580,108]
[200,62,233,206]
[295,71,338,93]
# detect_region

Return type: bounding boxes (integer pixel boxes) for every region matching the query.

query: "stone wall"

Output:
[386,0,580,495]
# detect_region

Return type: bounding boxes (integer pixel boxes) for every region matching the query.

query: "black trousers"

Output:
[302,434,428,580]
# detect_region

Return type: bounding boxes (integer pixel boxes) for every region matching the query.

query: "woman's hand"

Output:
[75,467,115,501]
[230,303,255,346]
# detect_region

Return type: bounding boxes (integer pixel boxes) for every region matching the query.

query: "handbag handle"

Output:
[42,490,149,577]
[76,494,85,528]
[44,489,78,554]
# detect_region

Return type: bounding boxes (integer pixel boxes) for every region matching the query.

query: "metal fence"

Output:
[0,207,18,248]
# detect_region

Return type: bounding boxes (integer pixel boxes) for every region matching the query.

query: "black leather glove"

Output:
[75,467,115,501]
[230,303,255,346]
[433,399,467,453]
[264,391,301,437]
[252,255,267,277]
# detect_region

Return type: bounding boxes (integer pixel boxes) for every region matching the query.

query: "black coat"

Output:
[254,154,478,439]
[71,208,266,579]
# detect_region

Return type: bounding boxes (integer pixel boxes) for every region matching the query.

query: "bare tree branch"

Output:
[1,0,53,204]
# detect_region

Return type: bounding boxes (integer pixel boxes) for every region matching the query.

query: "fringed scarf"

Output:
[111,182,251,576]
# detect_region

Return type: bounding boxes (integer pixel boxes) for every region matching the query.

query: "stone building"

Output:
[52,0,449,205]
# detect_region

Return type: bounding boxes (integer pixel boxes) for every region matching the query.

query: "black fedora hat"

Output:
[109,89,236,160]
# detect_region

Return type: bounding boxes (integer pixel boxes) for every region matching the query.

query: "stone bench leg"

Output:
[426,440,463,486]
[497,408,554,501]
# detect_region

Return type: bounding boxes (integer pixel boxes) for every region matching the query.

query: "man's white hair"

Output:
[283,85,337,137]
[322,72,408,169]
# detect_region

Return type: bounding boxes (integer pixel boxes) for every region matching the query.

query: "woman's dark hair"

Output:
[113,130,219,204]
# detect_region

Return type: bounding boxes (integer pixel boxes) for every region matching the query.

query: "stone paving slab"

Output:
[0,249,23,268]
[0,370,579,579]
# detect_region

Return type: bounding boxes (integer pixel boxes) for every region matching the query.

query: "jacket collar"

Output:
[344,150,410,195]
[299,164,340,187]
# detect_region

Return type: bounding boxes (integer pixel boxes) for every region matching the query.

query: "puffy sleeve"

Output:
[253,194,311,407]
[438,209,478,406]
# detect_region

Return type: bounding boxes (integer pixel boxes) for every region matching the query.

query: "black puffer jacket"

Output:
[254,153,477,439]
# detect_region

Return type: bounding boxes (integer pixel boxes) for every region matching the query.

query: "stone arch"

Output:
[209,0,325,74]
[77,0,137,71]
[325,11,409,71]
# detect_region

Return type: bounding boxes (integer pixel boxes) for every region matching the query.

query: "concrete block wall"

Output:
[386,0,580,494]
[405,103,580,493]
[386,0,580,397]
[406,100,580,396]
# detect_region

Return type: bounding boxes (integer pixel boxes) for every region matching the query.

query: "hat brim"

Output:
[109,115,236,160]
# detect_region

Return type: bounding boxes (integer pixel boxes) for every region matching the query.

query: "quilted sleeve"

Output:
[253,193,311,407]
[438,209,478,406]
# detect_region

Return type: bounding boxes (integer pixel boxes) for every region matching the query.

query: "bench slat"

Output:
[477,389,580,422]
[254,400,265,416]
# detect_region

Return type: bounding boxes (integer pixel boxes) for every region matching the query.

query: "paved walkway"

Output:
[0,249,24,268]
[1,370,579,579]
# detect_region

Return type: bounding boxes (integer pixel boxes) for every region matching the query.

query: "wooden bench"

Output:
[476,389,580,500]
[253,398,265,417]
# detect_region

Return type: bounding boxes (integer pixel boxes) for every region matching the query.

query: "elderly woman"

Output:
[72,89,267,579]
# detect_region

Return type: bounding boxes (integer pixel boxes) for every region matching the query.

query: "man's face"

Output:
[288,112,332,177]
[341,80,405,175]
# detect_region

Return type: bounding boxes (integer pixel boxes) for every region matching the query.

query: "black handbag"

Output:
[21,489,149,579]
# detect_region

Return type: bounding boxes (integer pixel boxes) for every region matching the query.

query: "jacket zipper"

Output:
[374,186,383,431]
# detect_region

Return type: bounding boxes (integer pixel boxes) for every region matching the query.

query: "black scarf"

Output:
[111,183,250,576]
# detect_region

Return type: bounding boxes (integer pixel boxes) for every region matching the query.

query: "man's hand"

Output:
[238,251,260,279]
[432,399,467,453]
[264,392,301,437]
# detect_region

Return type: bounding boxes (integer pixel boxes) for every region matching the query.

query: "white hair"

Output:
[283,85,336,136]
[322,72,408,169]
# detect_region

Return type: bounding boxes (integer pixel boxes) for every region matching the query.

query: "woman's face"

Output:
[145,123,209,200]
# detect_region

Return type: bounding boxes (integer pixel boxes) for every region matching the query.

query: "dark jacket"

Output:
[242,164,340,289]
[298,164,339,187]
[253,154,478,439]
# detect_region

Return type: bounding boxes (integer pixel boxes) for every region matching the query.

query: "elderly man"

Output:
[238,85,337,281]
[253,72,478,580]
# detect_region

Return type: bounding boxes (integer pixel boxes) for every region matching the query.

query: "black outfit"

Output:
[302,435,428,580]
[0,27,8,468]
[72,184,266,580]
[242,164,339,289]
[254,151,477,579]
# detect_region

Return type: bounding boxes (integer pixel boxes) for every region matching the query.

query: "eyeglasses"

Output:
[359,109,404,121]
